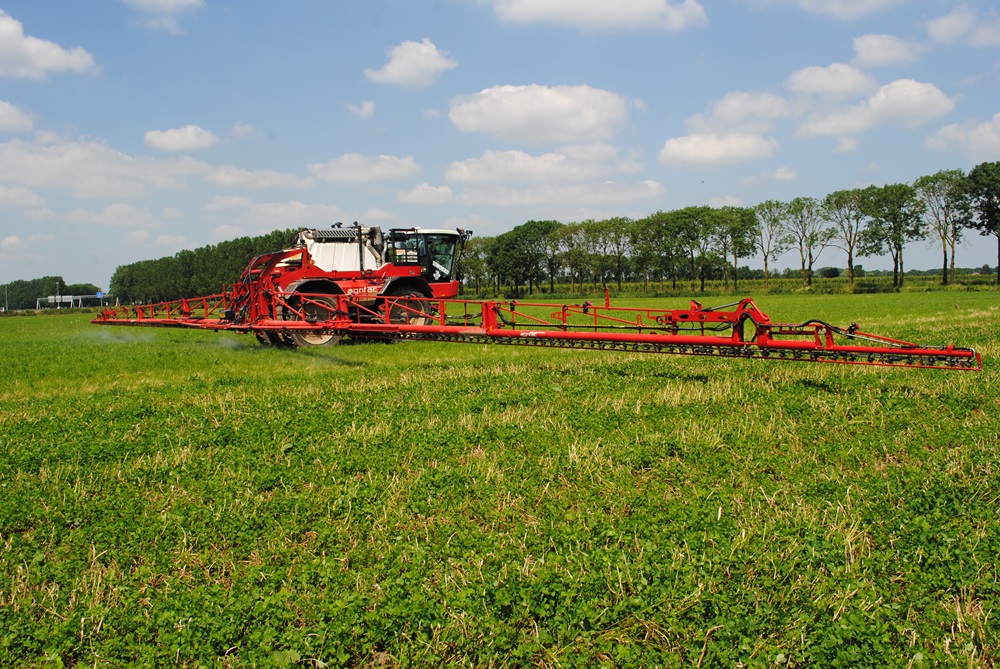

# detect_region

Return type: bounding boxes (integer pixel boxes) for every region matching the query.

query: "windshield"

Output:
[424,234,458,281]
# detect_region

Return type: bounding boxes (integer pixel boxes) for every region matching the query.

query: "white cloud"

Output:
[64,203,156,227]
[208,199,350,228]
[685,91,791,134]
[968,22,1000,47]
[120,0,204,34]
[834,137,859,153]
[308,153,422,183]
[458,180,664,207]
[709,195,744,208]
[492,0,708,31]
[0,136,208,198]
[0,100,32,132]
[0,10,97,79]
[762,0,902,21]
[0,184,45,209]
[144,125,219,152]
[213,224,243,240]
[397,183,455,205]
[927,5,977,44]
[347,100,376,119]
[446,144,637,184]
[852,34,923,67]
[658,133,778,167]
[773,166,798,181]
[205,195,255,211]
[925,113,1000,161]
[205,166,313,189]
[1,233,53,250]
[364,39,457,89]
[449,84,631,145]
[926,5,1000,47]
[798,79,955,136]
[786,63,878,99]
[231,122,262,140]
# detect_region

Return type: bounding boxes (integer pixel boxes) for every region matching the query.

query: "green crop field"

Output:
[1,292,998,668]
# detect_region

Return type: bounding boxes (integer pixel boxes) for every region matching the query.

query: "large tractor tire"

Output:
[284,294,342,347]
[385,286,431,327]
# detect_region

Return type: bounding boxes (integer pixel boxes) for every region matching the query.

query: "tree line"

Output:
[461,162,1000,295]
[1,276,101,311]
[109,229,298,303]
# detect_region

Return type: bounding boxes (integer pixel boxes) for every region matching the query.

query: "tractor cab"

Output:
[386,228,470,283]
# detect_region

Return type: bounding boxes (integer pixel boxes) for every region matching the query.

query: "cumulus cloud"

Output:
[308,153,422,183]
[0,100,32,132]
[458,180,664,208]
[758,0,903,21]
[786,63,878,99]
[492,0,708,31]
[834,137,859,153]
[925,113,1000,161]
[1,233,53,250]
[773,166,798,181]
[212,224,243,240]
[64,203,156,227]
[0,184,46,210]
[205,166,314,189]
[231,122,262,140]
[204,195,255,211]
[852,34,923,67]
[0,10,97,79]
[120,0,205,34]
[685,91,791,134]
[446,144,638,184]
[0,136,208,198]
[659,133,779,167]
[144,125,219,152]
[202,199,379,229]
[126,232,187,249]
[397,183,455,205]
[798,79,955,136]
[449,84,631,145]
[927,5,1000,47]
[364,39,457,89]
[346,100,376,119]
[709,195,744,208]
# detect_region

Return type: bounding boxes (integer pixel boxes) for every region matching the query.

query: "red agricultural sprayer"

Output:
[93,225,983,371]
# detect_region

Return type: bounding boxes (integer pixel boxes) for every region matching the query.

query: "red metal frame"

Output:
[93,290,983,371]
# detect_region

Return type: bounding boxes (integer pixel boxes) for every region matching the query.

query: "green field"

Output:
[1,292,998,668]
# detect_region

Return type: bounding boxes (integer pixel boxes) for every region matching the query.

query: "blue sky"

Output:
[0,0,998,289]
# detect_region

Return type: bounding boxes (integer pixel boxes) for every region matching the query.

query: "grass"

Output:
[1,292,998,667]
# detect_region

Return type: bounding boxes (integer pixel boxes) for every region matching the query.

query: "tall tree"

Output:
[752,200,790,290]
[966,161,1000,285]
[783,197,831,287]
[581,220,615,289]
[555,223,589,292]
[861,183,926,289]
[598,217,634,291]
[515,220,561,294]
[460,236,492,294]
[822,188,871,287]
[712,206,757,291]
[914,170,971,285]
[674,206,717,292]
